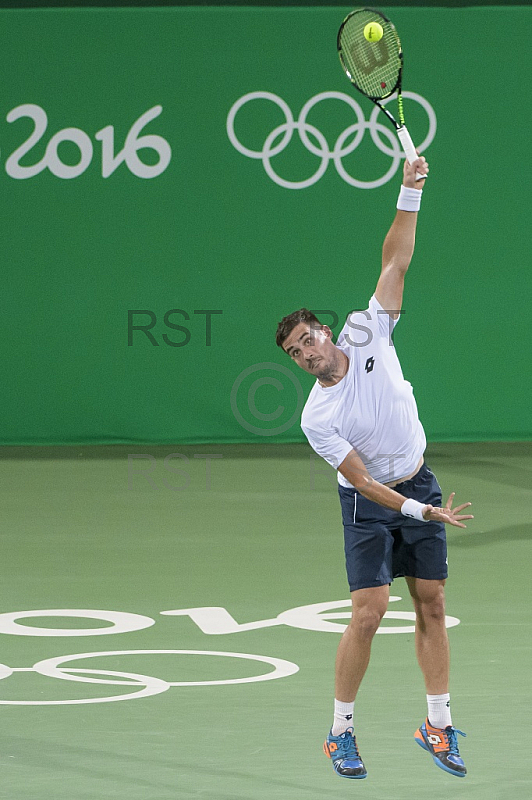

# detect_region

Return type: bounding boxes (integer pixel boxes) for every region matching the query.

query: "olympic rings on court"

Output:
[0,649,300,706]
[226,90,437,189]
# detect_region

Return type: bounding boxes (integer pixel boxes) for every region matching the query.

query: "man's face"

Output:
[282,322,337,378]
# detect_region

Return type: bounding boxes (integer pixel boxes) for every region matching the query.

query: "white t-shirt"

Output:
[301,295,426,488]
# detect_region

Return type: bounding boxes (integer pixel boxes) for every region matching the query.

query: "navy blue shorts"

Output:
[338,463,448,592]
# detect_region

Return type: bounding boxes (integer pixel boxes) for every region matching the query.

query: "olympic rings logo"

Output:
[227,91,437,189]
[0,650,299,706]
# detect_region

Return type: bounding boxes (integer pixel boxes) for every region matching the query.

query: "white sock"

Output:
[331,699,355,735]
[427,693,452,729]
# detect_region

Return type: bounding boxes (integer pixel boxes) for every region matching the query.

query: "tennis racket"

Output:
[337,7,425,180]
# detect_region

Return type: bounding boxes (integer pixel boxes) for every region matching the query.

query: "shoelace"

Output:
[337,729,361,759]
[444,727,466,755]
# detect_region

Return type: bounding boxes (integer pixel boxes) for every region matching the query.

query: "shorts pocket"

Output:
[339,488,357,526]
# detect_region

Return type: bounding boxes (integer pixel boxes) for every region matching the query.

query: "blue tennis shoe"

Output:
[323,727,367,779]
[414,718,467,777]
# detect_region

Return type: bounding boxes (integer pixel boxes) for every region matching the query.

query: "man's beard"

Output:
[312,349,347,384]
[314,357,339,384]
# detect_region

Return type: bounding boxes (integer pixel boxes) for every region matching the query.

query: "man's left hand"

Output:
[422,493,474,528]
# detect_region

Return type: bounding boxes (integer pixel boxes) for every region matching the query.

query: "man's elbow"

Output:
[353,473,376,496]
[381,258,410,277]
[338,462,375,495]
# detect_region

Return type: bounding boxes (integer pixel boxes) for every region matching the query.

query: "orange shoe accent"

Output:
[323,740,338,758]
[422,718,451,753]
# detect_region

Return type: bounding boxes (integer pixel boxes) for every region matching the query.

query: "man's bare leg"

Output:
[324,584,390,780]
[407,576,467,776]
[335,584,390,702]
[405,577,449,695]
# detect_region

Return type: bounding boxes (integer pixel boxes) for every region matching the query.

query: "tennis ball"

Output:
[364,22,383,42]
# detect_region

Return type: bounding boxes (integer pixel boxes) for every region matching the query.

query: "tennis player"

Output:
[275,155,473,780]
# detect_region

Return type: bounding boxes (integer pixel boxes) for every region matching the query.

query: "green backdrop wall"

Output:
[3,6,530,445]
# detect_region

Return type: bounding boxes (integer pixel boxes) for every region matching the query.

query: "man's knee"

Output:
[414,591,446,625]
[350,604,387,638]
[408,579,446,621]
[349,585,389,638]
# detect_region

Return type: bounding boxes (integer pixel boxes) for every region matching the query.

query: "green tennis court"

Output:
[1,441,530,799]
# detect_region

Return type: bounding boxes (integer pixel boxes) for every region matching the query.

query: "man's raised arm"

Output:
[374,156,429,318]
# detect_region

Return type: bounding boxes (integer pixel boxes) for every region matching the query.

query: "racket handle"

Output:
[397,126,426,181]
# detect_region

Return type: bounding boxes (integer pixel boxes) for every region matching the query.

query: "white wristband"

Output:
[397,185,422,212]
[401,497,427,521]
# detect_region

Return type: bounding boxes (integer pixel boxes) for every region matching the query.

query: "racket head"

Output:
[337,8,403,101]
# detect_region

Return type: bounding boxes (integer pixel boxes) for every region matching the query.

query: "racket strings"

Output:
[338,11,402,100]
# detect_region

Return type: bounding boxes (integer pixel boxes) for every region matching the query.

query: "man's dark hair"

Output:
[275,308,322,350]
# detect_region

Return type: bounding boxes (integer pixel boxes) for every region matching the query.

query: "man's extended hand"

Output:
[422,493,473,528]
[403,154,429,189]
